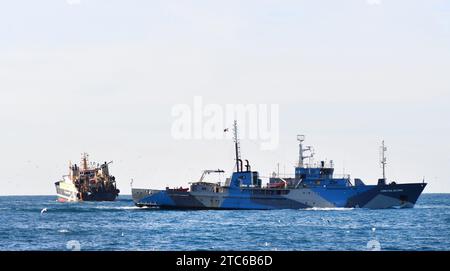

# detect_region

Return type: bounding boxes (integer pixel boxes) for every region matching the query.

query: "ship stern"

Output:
[55,180,79,202]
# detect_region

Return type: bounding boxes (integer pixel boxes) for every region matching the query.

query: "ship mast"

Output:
[233,120,241,172]
[82,153,89,171]
[297,135,313,168]
[380,140,387,180]
[297,135,305,167]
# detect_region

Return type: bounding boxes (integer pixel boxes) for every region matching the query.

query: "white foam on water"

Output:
[94,206,141,210]
[66,240,81,251]
[415,205,450,209]
[58,229,69,233]
[303,207,355,211]
[366,239,381,251]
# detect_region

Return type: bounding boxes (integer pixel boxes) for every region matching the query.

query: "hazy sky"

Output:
[1,0,449,195]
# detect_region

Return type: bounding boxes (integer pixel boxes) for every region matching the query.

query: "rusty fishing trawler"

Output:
[55,153,120,202]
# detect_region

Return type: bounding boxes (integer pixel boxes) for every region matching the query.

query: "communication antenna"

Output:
[307,146,315,165]
[233,120,241,172]
[380,140,387,180]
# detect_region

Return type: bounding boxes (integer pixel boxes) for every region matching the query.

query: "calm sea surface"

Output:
[0,194,449,251]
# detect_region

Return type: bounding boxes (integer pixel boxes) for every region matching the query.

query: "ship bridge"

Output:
[294,135,353,188]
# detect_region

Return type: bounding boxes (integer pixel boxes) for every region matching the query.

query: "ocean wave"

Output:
[303,207,355,211]
[415,205,450,209]
[94,206,141,210]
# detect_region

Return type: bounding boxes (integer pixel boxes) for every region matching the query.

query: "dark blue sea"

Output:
[0,194,449,251]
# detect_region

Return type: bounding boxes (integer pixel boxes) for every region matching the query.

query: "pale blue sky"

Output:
[0,0,449,195]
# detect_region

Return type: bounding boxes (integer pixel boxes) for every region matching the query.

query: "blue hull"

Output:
[132,183,426,210]
[132,130,427,210]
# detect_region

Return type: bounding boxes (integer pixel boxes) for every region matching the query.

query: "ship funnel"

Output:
[245,160,251,172]
[101,161,110,177]
[238,159,243,172]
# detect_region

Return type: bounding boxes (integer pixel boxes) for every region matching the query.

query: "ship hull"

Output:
[55,181,78,202]
[55,181,118,202]
[132,183,427,210]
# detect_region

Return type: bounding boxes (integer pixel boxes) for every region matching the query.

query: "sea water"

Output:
[0,194,449,251]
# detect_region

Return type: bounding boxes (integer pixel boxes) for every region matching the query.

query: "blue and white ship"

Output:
[132,122,426,209]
